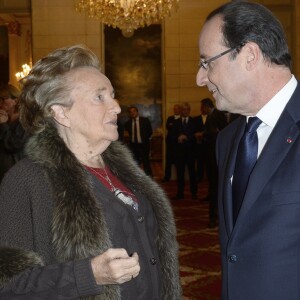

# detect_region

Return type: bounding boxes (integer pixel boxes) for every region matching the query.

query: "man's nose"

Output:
[196,67,208,87]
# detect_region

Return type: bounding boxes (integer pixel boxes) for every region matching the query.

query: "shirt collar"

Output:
[256,75,297,128]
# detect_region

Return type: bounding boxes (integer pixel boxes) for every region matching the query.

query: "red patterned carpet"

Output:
[152,163,222,299]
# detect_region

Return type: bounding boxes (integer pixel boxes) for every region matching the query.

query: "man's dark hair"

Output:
[128,106,138,112]
[201,98,214,108]
[206,1,292,70]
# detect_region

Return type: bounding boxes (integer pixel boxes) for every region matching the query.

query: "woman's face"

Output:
[0,96,17,117]
[64,67,121,148]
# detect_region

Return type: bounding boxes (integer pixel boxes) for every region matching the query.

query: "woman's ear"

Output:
[51,105,70,127]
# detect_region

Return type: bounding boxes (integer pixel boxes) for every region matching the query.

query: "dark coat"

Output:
[193,115,205,134]
[165,115,178,143]
[216,81,300,299]
[0,120,28,182]
[0,124,181,299]
[124,116,152,144]
[172,117,196,144]
[203,109,228,148]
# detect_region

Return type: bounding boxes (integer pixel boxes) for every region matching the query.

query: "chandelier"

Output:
[74,0,179,37]
[15,64,32,81]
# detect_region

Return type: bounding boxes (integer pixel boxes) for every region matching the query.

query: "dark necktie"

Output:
[232,117,262,223]
[133,118,138,143]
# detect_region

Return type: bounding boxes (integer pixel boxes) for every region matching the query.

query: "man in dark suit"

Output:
[194,100,208,182]
[125,106,153,177]
[198,98,227,228]
[197,2,299,299]
[162,103,182,182]
[172,102,197,199]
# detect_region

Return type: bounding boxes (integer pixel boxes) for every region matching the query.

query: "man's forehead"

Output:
[199,16,224,54]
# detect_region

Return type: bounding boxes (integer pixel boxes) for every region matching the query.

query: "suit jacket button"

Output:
[150,257,157,265]
[228,254,237,263]
[137,216,144,223]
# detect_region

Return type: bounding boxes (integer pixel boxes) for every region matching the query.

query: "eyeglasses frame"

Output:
[199,45,243,70]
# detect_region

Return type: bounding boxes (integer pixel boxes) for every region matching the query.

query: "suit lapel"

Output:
[234,87,300,227]
[222,117,246,235]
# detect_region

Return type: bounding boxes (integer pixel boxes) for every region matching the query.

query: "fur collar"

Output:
[25,124,181,299]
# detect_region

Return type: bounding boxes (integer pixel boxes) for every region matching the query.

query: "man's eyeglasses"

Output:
[199,47,238,70]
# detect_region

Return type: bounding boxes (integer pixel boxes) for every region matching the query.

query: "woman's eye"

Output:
[96,94,104,101]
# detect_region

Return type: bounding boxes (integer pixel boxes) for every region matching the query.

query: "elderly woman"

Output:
[0,45,181,299]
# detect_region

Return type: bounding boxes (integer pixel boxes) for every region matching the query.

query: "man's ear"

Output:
[51,105,70,127]
[244,42,260,70]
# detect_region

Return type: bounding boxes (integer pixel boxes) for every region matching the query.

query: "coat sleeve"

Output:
[0,248,102,299]
[0,162,102,299]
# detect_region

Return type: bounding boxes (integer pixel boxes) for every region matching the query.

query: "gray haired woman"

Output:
[0,44,181,299]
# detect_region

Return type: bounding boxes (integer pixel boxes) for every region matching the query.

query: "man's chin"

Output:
[214,98,223,110]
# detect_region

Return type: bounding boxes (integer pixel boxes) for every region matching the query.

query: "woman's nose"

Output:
[113,99,121,114]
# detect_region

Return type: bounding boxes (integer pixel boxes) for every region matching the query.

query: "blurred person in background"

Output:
[194,99,209,182]
[124,106,153,177]
[172,102,197,200]
[162,103,182,183]
[198,98,227,228]
[0,84,28,182]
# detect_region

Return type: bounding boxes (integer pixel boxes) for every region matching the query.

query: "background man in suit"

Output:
[125,106,153,177]
[172,102,197,200]
[194,98,209,182]
[197,98,227,228]
[0,84,28,183]
[197,1,299,299]
[162,103,182,182]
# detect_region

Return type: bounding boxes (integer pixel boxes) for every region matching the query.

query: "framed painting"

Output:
[104,24,162,133]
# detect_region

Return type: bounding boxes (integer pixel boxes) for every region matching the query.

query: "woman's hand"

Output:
[91,248,140,285]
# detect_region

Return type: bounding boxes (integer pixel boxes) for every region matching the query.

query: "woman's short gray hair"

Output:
[19,44,100,134]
